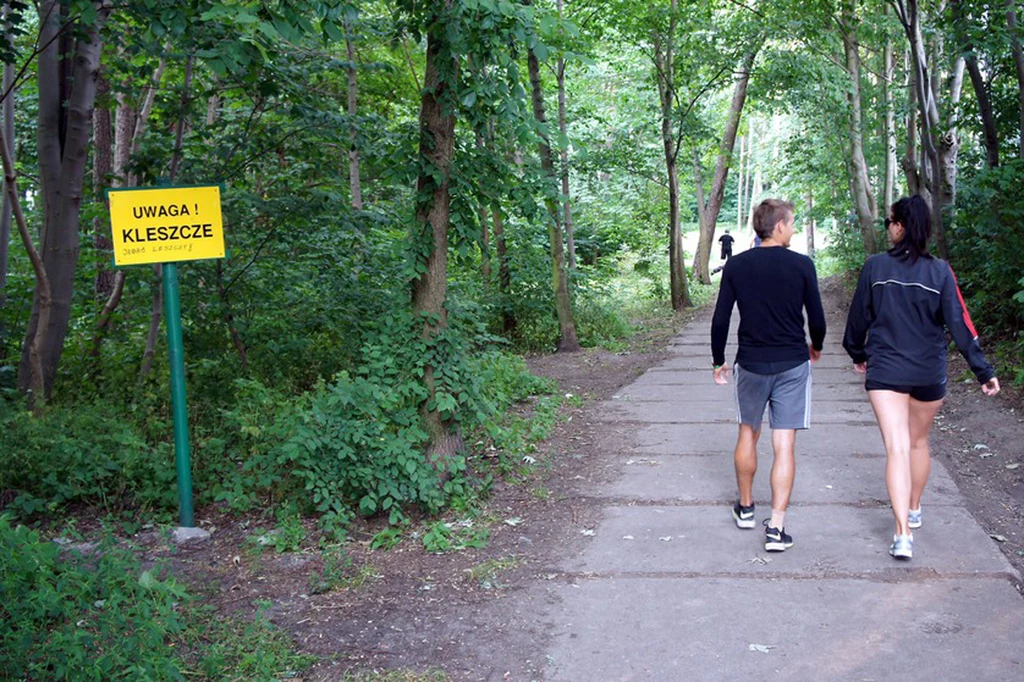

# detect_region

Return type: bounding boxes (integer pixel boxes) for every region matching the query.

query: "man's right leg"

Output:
[733,365,770,529]
[734,424,761,508]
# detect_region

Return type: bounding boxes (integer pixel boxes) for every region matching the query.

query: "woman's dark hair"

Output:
[889,195,932,262]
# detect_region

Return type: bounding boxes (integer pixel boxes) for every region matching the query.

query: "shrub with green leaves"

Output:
[0,516,311,680]
[0,404,176,518]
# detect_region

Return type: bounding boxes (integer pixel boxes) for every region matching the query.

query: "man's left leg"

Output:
[769,428,796,531]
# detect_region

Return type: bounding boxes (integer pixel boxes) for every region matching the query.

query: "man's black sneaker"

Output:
[763,520,794,551]
[732,501,756,529]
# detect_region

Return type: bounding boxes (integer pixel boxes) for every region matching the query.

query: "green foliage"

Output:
[0,516,310,680]
[0,403,175,519]
[420,520,489,553]
[952,159,1024,335]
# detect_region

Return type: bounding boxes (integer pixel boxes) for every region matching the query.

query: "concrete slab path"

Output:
[534,310,1024,681]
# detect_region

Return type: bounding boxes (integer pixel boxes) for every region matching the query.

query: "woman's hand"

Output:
[982,377,1001,396]
[853,362,867,374]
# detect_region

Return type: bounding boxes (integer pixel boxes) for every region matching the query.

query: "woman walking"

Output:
[843,196,1000,560]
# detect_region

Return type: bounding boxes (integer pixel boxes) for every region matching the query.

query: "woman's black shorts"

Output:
[865,380,946,402]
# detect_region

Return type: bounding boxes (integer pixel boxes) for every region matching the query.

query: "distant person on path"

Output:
[842,195,1000,561]
[719,230,735,260]
[711,199,826,552]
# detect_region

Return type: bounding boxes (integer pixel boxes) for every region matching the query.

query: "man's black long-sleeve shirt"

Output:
[711,247,826,369]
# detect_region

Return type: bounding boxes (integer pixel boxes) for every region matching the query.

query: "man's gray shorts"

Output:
[734,361,812,431]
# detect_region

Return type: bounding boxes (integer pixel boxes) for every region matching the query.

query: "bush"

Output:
[0,515,312,680]
[0,404,176,519]
[951,160,1024,335]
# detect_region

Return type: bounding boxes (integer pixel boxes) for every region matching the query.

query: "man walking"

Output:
[710,199,826,552]
[719,230,735,260]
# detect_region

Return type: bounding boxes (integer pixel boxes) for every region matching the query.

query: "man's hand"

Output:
[853,362,867,374]
[809,345,821,364]
[982,377,1001,396]
[713,363,731,385]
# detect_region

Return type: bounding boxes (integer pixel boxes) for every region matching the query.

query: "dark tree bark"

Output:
[1007,1,1024,159]
[695,48,758,283]
[654,1,691,306]
[411,0,464,462]
[19,0,110,398]
[526,22,580,351]
[0,39,12,319]
[92,74,113,297]
[892,0,951,259]
[952,0,999,167]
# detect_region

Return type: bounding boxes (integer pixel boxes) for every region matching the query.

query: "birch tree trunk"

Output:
[346,23,362,209]
[806,191,815,258]
[556,0,575,270]
[841,2,879,255]
[735,136,745,233]
[893,0,949,258]
[883,35,897,211]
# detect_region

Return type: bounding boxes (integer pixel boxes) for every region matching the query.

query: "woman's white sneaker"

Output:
[908,508,922,529]
[889,534,913,560]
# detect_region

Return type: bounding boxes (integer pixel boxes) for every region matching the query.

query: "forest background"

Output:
[2,0,1023,677]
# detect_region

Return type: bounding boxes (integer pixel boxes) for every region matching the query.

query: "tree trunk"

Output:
[950,0,999,167]
[1007,0,1024,159]
[493,201,514,336]
[92,74,114,297]
[901,51,921,194]
[1,125,50,408]
[735,136,745,233]
[0,50,12,317]
[19,0,110,398]
[894,0,948,258]
[695,48,758,284]
[556,0,575,270]
[883,35,897,211]
[346,25,363,209]
[654,3,690,308]
[216,260,248,372]
[527,32,580,350]
[806,191,815,258]
[841,2,879,255]
[745,125,757,230]
[557,59,575,271]
[411,0,464,463]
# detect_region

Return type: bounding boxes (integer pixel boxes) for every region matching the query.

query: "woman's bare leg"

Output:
[868,390,913,536]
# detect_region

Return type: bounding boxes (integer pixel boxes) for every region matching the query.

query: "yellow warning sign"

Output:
[109,185,225,266]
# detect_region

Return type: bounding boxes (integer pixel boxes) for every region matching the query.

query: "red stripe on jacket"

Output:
[949,265,979,339]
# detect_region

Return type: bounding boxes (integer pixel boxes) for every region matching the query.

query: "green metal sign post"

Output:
[107,184,225,528]
[163,262,194,527]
